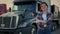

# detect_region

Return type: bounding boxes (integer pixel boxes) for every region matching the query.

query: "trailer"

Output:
[51,5,60,31]
[0,4,7,15]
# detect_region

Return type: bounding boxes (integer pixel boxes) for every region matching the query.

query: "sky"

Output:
[0,0,60,11]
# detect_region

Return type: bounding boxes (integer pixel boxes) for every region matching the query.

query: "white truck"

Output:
[51,5,60,31]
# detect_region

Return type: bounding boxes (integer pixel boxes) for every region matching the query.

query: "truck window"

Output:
[13,5,18,11]
[38,3,40,11]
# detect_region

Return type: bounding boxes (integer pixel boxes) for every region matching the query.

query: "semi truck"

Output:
[51,5,60,31]
[0,0,41,34]
[0,0,59,34]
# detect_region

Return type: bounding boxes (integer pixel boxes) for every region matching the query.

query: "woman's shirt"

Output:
[36,12,53,29]
[42,13,47,21]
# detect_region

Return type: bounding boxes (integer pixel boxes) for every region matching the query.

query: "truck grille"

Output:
[0,16,19,29]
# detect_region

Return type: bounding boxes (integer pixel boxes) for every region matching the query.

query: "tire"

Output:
[54,24,57,30]
[51,24,55,31]
[52,25,55,31]
[51,23,57,31]
[28,25,37,34]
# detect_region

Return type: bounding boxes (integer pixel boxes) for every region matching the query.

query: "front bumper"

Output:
[0,27,32,34]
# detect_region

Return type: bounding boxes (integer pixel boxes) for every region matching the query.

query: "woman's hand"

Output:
[48,14,53,20]
[48,17,52,20]
[35,19,47,24]
[42,20,47,24]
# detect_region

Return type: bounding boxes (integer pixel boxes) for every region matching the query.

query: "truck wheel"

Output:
[29,25,37,34]
[54,24,57,30]
[51,24,57,31]
[51,25,55,31]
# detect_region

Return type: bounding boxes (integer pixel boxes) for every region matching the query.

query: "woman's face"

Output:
[40,4,48,11]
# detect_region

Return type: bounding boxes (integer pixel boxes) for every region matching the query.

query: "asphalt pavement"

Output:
[52,28,60,34]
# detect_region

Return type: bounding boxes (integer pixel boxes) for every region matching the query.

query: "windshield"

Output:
[13,5,18,11]
[12,2,36,19]
[12,1,36,11]
[12,4,34,11]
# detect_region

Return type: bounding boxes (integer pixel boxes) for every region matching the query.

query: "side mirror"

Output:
[21,15,25,19]
[20,14,25,19]
[32,12,37,16]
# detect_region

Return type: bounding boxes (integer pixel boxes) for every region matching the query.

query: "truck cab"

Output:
[0,0,41,34]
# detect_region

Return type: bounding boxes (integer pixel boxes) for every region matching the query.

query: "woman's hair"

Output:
[40,2,48,7]
[39,2,48,11]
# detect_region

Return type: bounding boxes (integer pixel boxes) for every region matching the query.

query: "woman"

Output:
[35,2,53,34]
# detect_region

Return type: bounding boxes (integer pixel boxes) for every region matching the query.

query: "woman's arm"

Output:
[48,13,53,20]
[35,15,46,24]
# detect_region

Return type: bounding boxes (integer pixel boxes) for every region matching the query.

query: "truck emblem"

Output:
[1,24,5,28]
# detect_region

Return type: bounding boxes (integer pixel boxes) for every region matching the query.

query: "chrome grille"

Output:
[0,16,19,29]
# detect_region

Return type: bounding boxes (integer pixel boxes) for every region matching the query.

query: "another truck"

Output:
[51,5,60,31]
[0,4,7,15]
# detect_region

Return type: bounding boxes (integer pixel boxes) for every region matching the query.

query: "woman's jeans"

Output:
[37,29,52,34]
